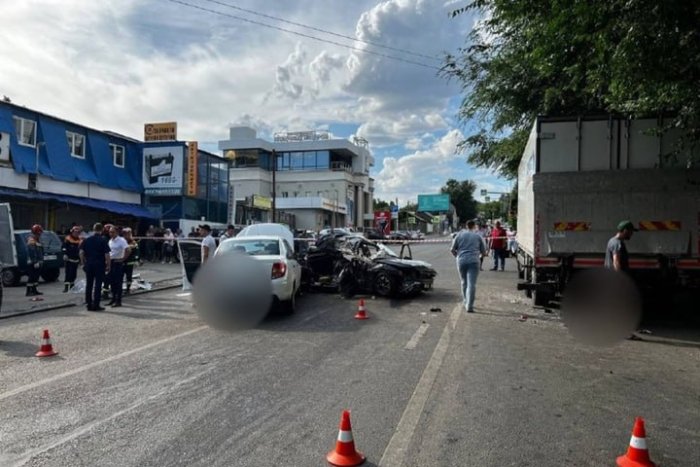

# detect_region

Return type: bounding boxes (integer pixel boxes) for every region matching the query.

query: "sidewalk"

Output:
[0,262,183,318]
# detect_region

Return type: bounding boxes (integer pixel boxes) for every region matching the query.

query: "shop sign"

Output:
[253,195,272,210]
[144,122,177,142]
[143,145,183,195]
[187,141,198,197]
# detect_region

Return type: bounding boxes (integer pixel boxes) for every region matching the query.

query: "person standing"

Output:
[220,224,236,242]
[25,224,45,296]
[200,224,216,263]
[475,222,488,271]
[107,226,129,307]
[605,220,637,272]
[122,228,140,295]
[61,226,82,292]
[489,221,508,271]
[80,223,111,311]
[162,228,175,264]
[451,220,487,312]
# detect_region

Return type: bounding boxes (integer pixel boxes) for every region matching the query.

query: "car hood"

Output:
[374,257,434,271]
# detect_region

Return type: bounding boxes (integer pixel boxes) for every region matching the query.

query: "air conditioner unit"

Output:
[0,132,9,162]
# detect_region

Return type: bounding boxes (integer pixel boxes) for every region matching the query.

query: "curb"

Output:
[0,279,182,320]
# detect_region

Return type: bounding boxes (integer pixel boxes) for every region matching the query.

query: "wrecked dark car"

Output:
[300,233,436,298]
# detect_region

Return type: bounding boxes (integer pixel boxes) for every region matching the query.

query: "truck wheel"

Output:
[1,268,20,287]
[533,290,550,307]
[41,268,61,283]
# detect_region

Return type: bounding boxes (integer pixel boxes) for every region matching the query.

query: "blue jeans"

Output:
[457,260,480,311]
[492,248,506,270]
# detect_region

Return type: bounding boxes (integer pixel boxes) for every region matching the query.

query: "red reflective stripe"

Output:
[535,257,560,266]
[677,259,700,270]
[573,259,604,266]
[553,222,590,231]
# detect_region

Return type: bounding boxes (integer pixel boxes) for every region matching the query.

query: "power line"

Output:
[200,0,442,62]
[163,0,441,71]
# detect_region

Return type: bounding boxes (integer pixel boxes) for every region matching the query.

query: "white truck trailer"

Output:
[516,116,700,306]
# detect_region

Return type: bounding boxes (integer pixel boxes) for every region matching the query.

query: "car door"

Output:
[282,239,301,291]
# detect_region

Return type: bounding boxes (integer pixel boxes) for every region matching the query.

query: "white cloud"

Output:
[375,129,463,203]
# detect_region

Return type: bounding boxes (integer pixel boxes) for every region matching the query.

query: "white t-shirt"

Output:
[201,234,217,262]
[109,236,129,260]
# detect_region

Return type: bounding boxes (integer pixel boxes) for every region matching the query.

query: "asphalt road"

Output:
[0,243,698,466]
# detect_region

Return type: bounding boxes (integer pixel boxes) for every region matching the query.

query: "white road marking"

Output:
[0,325,208,402]
[380,303,461,467]
[3,366,218,467]
[404,323,430,350]
[176,292,191,297]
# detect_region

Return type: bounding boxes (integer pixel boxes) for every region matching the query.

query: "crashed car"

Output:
[300,233,436,298]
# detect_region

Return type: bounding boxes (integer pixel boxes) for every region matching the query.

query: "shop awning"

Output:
[0,187,156,219]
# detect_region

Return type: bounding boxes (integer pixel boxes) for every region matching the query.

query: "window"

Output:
[66,131,85,158]
[110,144,125,168]
[13,117,36,147]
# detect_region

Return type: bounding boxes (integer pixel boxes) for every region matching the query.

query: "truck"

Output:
[516,116,700,307]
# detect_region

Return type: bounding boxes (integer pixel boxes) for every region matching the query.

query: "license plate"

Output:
[44,254,57,260]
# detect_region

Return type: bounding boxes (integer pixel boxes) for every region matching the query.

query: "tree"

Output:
[440,179,478,221]
[373,198,390,211]
[443,0,700,179]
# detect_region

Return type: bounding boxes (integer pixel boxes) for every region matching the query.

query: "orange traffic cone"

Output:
[617,417,656,467]
[326,410,366,466]
[354,299,369,320]
[35,329,59,358]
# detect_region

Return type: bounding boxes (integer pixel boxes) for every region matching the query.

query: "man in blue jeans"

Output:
[451,220,487,312]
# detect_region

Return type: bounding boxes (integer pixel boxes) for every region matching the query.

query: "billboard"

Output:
[417,194,450,212]
[374,211,391,235]
[186,141,198,197]
[143,146,184,196]
[144,122,177,142]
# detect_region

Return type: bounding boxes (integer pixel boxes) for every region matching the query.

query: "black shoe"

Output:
[106,300,115,306]
[26,287,33,297]
[90,306,106,312]
[111,302,122,308]
[34,289,43,295]
[490,268,497,271]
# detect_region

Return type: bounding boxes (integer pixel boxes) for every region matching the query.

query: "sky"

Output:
[0,0,513,205]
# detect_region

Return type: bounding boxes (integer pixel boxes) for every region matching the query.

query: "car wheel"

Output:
[284,288,297,314]
[1,268,20,287]
[41,268,61,283]
[374,271,396,297]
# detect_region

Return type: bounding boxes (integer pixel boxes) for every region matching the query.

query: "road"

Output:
[1,243,698,466]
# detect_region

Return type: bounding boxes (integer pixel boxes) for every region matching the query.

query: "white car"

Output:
[215,236,302,312]
[237,223,296,251]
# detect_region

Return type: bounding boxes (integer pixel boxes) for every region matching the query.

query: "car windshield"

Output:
[218,239,280,256]
[40,232,62,251]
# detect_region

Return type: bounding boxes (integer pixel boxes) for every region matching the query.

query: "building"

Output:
[142,141,230,233]
[0,100,154,231]
[219,127,375,230]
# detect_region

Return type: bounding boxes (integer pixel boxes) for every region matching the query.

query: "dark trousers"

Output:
[492,248,506,270]
[85,263,105,309]
[64,260,79,285]
[27,266,40,286]
[109,261,124,303]
[123,264,134,285]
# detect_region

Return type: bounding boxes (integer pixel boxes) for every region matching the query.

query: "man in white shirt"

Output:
[107,226,130,307]
[200,224,217,263]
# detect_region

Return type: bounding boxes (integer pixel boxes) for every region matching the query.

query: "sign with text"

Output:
[144,122,177,142]
[417,194,450,212]
[374,211,391,235]
[142,145,183,195]
[186,141,198,197]
[253,195,272,210]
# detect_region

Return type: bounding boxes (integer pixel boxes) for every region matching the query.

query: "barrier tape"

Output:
[124,235,516,244]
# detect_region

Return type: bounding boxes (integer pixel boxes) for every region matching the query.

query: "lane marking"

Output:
[404,323,430,350]
[0,325,208,402]
[2,365,217,467]
[380,303,461,466]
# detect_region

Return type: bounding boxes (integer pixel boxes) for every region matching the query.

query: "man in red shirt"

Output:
[489,221,508,271]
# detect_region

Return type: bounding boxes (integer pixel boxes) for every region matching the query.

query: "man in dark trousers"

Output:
[489,221,508,271]
[605,220,637,272]
[26,224,45,297]
[80,223,111,311]
[61,226,82,292]
[107,225,129,307]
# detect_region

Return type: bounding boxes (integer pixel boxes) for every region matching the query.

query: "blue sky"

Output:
[0,0,512,205]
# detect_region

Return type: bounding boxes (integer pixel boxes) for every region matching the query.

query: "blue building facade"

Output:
[0,101,154,232]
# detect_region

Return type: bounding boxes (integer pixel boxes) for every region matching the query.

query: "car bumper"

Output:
[272,276,294,301]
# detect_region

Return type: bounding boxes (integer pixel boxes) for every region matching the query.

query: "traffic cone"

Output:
[35,329,59,358]
[617,417,656,467]
[326,410,366,466]
[354,299,369,320]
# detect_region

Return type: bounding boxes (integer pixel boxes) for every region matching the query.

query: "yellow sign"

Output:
[187,141,198,197]
[144,122,177,142]
[252,195,272,210]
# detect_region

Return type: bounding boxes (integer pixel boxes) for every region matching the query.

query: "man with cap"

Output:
[199,224,216,263]
[62,226,82,292]
[605,220,637,273]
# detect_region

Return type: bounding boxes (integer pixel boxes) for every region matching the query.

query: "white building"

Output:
[219,127,375,231]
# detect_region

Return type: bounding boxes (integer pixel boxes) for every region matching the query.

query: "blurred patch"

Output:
[561,269,641,346]
[192,253,272,330]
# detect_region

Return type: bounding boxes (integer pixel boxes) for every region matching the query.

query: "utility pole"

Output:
[271,149,276,223]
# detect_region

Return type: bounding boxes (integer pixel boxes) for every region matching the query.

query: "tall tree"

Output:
[373,198,390,211]
[440,179,478,221]
[443,0,700,179]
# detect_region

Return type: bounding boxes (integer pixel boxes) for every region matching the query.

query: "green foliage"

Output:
[440,179,478,221]
[373,198,390,211]
[443,0,700,178]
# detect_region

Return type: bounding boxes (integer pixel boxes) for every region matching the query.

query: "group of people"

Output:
[451,218,637,313]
